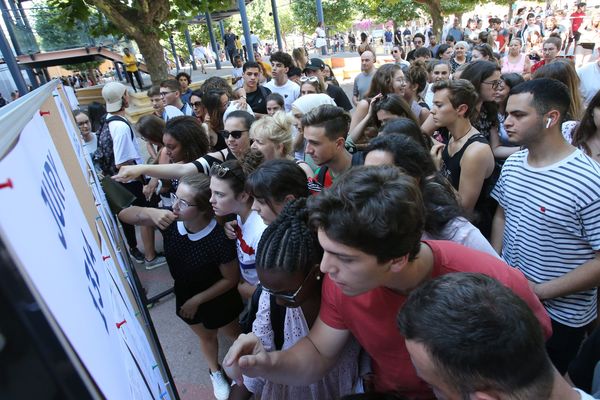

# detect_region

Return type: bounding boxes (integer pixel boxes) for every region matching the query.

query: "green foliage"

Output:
[32,1,99,51]
[290,0,356,33]
[63,60,104,72]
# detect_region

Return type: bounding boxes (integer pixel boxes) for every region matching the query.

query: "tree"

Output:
[47,0,235,85]
[290,0,356,35]
[358,0,480,38]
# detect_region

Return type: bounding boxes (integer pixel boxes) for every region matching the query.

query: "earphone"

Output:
[546,118,552,129]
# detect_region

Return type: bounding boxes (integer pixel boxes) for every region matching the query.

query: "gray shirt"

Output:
[353,70,375,101]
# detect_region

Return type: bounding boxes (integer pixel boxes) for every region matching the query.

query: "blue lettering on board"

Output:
[40,152,67,248]
[82,230,108,333]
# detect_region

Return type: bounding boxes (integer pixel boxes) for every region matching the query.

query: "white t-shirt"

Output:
[421,217,500,259]
[193,46,205,59]
[106,113,143,166]
[264,79,300,112]
[574,388,598,400]
[577,61,600,107]
[162,105,184,121]
[235,211,267,285]
[83,134,97,158]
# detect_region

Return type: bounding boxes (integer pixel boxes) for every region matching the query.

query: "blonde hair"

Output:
[250,111,294,156]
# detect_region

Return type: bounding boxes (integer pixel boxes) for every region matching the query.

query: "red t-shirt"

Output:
[571,11,585,33]
[531,59,546,74]
[319,240,552,398]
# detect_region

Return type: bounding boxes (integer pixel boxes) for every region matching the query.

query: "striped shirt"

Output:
[491,149,600,327]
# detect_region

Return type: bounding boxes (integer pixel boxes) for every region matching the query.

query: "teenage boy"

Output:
[301,105,354,192]
[235,61,272,116]
[491,78,600,374]
[398,273,595,400]
[304,58,352,111]
[263,51,299,112]
[147,86,183,122]
[531,37,562,73]
[223,166,550,399]
[159,79,193,116]
[176,72,193,104]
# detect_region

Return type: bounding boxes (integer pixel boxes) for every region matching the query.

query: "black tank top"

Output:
[441,133,495,238]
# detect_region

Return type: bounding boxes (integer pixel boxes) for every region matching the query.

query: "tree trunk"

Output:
[508,0,515,22]
[430,4,444,38]
[131,32,169,86]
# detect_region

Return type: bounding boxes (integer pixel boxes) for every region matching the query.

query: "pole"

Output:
[113,61,124,81]
[238,0,254,61]
[270,0,283,51]
[26,68,37,89]
[184,28,196,71]
[0,0,22,55]
[316,0,324,26]
[219,20,228,61]
[205,12,222,70]
[169,34,180,73]
[0,25,27,94]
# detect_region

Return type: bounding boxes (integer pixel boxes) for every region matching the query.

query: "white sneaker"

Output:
[209,369,230,400]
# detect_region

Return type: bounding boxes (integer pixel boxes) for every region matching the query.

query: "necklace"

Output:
[452,125,474,143]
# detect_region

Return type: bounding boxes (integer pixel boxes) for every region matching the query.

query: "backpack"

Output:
[309,152,364,193]
[93,115,135,177]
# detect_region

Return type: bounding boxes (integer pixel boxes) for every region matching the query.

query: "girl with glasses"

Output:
[73,109,97,158]
[227,198,361,400]
[118,174,243,400]
[209,150,267,301]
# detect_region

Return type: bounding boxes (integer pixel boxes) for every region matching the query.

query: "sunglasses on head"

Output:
[300,76,319,83]
[218,129,248,139]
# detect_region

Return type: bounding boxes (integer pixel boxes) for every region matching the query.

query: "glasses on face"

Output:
[482,79,503,90]
[210,163,245,182]
[170,192,198,211]
[218,129,248,140]
[190,101,203,108]
[160,91,175,97]
[261,265,321,304]
[300,76,319,83]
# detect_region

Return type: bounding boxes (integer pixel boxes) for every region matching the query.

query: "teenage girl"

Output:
[118,174,242,400]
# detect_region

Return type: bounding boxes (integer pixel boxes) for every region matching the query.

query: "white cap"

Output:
[102,82,127,112]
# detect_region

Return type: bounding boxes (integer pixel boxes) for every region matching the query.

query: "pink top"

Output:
[502,53,527,74]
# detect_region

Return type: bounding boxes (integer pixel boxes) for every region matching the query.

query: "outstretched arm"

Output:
[223,316,350,386]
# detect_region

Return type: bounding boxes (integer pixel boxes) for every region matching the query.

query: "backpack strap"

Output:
[106,115,135,141]
[316,166,329,186]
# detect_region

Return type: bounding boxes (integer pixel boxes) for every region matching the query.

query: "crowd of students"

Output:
[71,5,600,399]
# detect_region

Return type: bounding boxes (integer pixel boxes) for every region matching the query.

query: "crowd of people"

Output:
[68,2,600,399]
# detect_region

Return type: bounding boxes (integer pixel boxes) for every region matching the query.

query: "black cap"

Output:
[304,58,326,71]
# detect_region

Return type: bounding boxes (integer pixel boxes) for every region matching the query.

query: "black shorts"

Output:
[580,42,595,50]
[573,31,582,42]
[175,286,243,329]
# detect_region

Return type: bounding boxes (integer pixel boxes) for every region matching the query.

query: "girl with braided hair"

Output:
[118,174,243,400]
[210,149,267,300]
[228,198,361,400]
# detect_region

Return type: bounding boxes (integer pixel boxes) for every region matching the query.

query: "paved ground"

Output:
[132,52,356,400]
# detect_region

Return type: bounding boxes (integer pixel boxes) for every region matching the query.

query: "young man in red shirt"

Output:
[223,166,551,398]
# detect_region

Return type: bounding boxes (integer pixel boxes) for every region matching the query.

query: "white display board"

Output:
[0,83,173,400]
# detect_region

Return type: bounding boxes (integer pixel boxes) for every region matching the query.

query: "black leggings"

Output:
[120,180,148,250]
[546,318,590,374]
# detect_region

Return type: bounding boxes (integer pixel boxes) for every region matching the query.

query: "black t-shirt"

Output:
[246,85,271,115]
[326,84,352,111]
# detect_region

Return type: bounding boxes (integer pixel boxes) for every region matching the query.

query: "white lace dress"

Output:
[243,291,362,399]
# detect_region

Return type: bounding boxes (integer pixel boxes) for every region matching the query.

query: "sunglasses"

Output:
[300,76,319,83]
[210,163,245,182]
[190,101,203,108]
[261,264,321,304]
[218,129,248,139]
